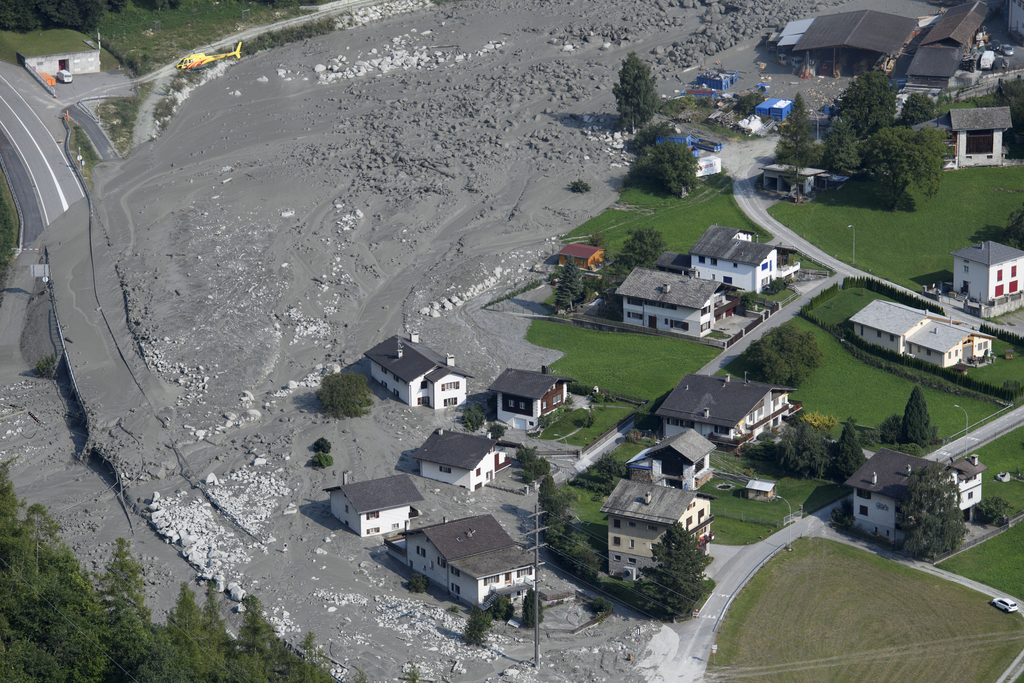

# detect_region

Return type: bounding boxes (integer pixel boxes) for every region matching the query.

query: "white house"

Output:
[364,333,471,409]
[849,299,995,367]
[844,449,988,541]
[324,473,423,537]
[385,514,535,606]
[690,225,797,292]
[626,429,716,491]
[617,267,725,337]
[655,374,799,448]
[413,429,516,491]
[951,241,1024,304]
[489,367,574,431]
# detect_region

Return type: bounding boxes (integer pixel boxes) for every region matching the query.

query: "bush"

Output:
[800,411,838,432]
[590,596,613,614]
[313,437,332,454]
[312,452,333,470]
[408,574,429,593]
[975,496,1011,525]
[488,594,514,622]
[463,404,486,431]
[831,498,855,527]
[766,277,791,294]
[316,372,373,418]
[877,414,903,444]
[570,179,591,193]
[36,354,57,379]
[486,422,507,440]
[584,411,596,429]
[519,446,551,485]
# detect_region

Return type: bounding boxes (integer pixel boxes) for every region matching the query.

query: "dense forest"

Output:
[0,461,335,683]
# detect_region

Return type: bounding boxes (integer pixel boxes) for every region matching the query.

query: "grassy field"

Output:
[809,287,894,327]
[97,2,300,75]
[95,82,151,156]
[525,321,721,402]
[538,405,632,446]
[0,29,118,70]
[562,175,770,256]
[968,425,1024,514]
[69,124,100,191]
[722,318,1003,441]
[712,538,1024,682]
[940,522,1024,608]
[769,169,1024,290]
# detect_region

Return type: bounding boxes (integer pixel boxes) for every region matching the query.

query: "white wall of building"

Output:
[371,361,413,404]
[1011,0,1024,36]
[371,360,467,410]
[958,254,1024,302]
[329,491,412,536]
[693,249,776,292]
[851,491,900,540]
[431,375,468,409]
[622,299,711,336]
[27,50,101,75]
[417,450,510,490]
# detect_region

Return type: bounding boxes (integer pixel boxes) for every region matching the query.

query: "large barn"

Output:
[778,10,918,78]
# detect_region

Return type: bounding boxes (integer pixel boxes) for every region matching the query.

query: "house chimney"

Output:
[467,528,475,537]
[971,454,979,466]
[486,431,492,440]
[703,408,710,418]
[725,374,730,383]
[397,345,403,359]
[644,491,652,505]
[410,332,419,343]
[438,428,444,435]
[664,283,671,294]
[871,472,877,485]
[907,464,913,475]
[443,516,447,524]
[343,471,351,485]
[541,365,549,374]
[446,353,455,367]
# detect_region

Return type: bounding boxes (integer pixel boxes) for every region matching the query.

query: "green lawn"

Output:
[809,287,895,327]
[713,538,1024,683]
[769,169,1024,290]
[562,175,770,256]
[526,320,721,402]
[539,406,632,446]
[940,522,1024,604]
[722,318,1003,441]
[967,339,1024,388]
[0,29,118,70]
[970,425,1024,514]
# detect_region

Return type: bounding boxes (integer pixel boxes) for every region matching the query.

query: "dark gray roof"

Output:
[921,2,986,47]
[616,268,721,310]
[690,225,775,265]
[324,474,423,513]
[450,546,535,579]
[949,107,1012,131]
[950,457,988,480]
[364,335,473,384]
[793,10,917,54]
[950,241,1024,266]
[600,479,698,525]
[416,514,516,561]
[843,448,929,500]
[907,46,962,78]
[647,429,715,465]
[488,368,574,399]
[655,251,692,273]
[655,374,792,428]
[413,429,496,470]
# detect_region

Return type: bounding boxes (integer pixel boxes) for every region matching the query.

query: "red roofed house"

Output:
[558,244,605,270]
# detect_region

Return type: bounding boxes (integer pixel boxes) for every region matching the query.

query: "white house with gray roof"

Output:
[617,267,725,336]
[849,299,994,367]
[626,429,716,490]
[413,429,516,490]
[916,107,1013,169]
[365,333,471,409]
[951,240,1024,307]
[690,225,794,292]
[489,367,574,431]
[655,374,798,447]
[324,473,423,537]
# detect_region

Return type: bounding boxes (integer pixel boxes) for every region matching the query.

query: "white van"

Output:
[56,70,72,83]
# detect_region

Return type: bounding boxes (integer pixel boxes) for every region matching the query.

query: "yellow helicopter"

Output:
[176,42,242,70]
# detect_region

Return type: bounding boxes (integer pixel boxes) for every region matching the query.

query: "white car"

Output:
[56,69,72,83]
[992,598,1018,613]
[1003,45,1015,57]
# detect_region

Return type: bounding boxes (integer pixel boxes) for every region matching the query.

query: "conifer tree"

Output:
[902,385,932,447]
[522,588,545,627]
[834,419,865,480]
[462,606,493,646]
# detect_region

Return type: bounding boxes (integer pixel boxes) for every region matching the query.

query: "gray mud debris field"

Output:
[4,0,932,681]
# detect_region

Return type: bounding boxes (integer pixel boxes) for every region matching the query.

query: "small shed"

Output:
[744,478,777,502]
[755,98,794,121]
[558,244,605,270]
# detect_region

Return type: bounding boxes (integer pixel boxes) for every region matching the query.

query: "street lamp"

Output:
[954,404,968,460]
[777,494,792,551]
[849,225,855,266]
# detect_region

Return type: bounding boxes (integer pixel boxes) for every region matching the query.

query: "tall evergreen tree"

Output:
[821,118,860,175]
[774,93,818,202]
[641,522,706,614]
[613,52,659,133]
[902,385,932,447]
[901,462,967,558]
[99,538,152,680]
[556,255,584,309]
[522,588,545,627]
[834,419,865,480]
[462,606,493,646]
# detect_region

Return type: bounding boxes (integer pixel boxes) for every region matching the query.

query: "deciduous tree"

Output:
[780,420,830,479]
[837,71,897,138]
[898,92,937,127]
[627,138,699,197]
[774,93,818,202]
[616,226,667,272]
[641,522,706,614]
[901,385,933,447]
[901,462,967,558]
[316,372,373,418]
[613,52,659,133]
[863,126,945,211]
[820,118,860,175]
[746,324,824,386]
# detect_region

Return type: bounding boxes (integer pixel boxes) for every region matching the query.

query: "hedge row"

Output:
[842,276,944,314]
[980,322,1024,350]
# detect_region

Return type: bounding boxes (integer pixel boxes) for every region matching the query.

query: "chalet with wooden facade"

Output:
[558,244,605,270]
[489,367,574,432]
[626,429,716,491]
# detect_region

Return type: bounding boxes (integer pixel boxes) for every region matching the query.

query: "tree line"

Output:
[0,461,336,683]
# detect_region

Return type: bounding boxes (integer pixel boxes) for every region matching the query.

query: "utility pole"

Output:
[526,502,547,668]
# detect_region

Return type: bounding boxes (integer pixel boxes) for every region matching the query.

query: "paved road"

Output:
[0,69,82,227]
[65,106,119,160]
[0,128,46,247]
